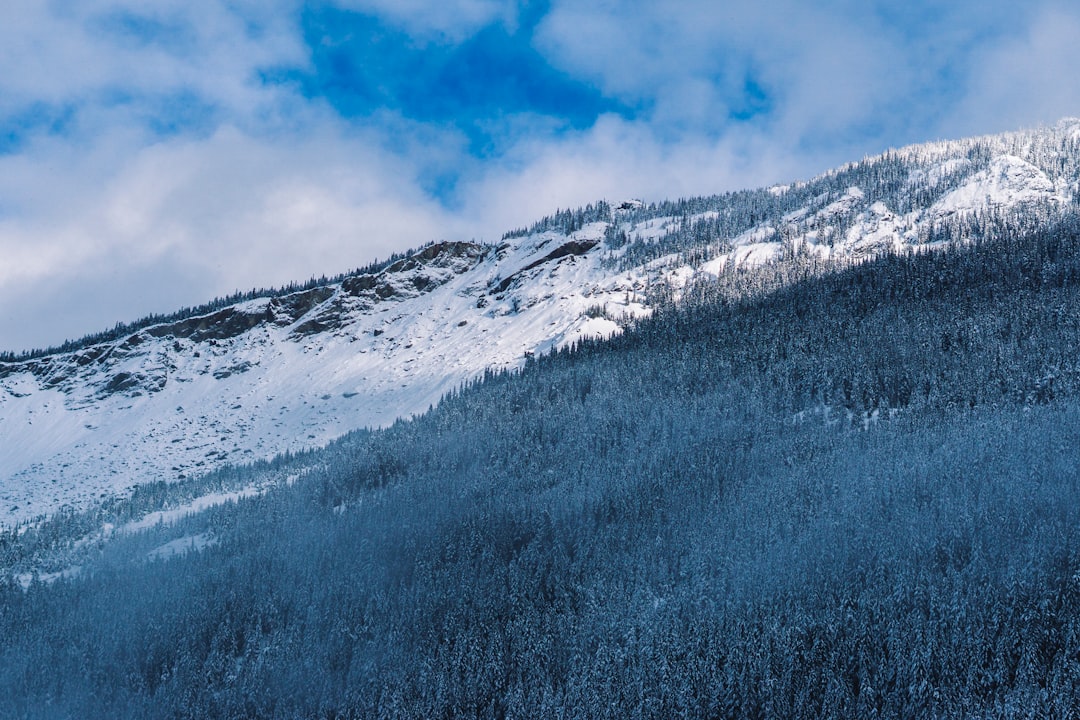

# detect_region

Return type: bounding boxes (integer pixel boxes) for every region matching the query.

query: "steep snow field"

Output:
[0,231,652,526]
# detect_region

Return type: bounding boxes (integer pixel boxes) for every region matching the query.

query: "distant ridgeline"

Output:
[0,247,431,362]
[7,120,1080,363]
[511,121,1080,273]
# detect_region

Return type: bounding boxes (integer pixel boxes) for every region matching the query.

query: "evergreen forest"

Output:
[5,213,1080,717]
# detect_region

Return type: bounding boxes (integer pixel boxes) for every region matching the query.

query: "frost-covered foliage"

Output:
[6,215,1080,717]
[615,122,1080,268]
[504,120,1080,274]
[502,201,615,239]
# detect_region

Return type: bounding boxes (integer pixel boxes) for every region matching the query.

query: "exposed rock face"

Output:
[292,242,488,338]
[146,305,272,343]
[493,240,599,294]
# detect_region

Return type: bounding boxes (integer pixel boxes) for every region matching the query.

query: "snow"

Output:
[553,317,622,346]
[15,565,81,590]
[628,216,681,242]
[4,120,1080,529]
[908,158,972,190]
[731,242,784,266]
[0,232,655,528]
[119,488,263,533]
[931,155,1063,217]
[698,256,728,276]
[816,187,865,220]
[146,533,216,562]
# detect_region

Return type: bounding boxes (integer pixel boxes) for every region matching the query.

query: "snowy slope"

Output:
[0,235,652,526]
[3,119,1080,528]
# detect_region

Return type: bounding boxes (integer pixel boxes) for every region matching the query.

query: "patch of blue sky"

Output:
[729,77,772,122]
[139,90,221,138]
[0,102,77,155]
[275,7,636,157]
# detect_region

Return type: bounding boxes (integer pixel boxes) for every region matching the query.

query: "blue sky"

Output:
[2,0,1080,351]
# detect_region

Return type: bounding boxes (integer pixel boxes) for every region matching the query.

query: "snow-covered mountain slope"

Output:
[0,235,652,525]
[4,118,1080,528]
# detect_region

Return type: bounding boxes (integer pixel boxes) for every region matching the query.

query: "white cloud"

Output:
[535,1,924,142]
[944,4,1080,138]
[0,0,306,133]
[456,115,804,236]
[0,120,472,350]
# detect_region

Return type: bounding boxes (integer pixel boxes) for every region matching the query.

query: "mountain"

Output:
[8,121,1080,718]
[3,118,1080,528]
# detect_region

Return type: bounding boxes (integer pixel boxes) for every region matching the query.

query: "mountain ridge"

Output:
[4,119,1080,528]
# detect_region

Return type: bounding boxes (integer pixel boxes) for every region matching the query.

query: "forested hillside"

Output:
[4,211,1080,717]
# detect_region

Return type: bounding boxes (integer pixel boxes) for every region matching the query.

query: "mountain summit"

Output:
[3,119,1080,527]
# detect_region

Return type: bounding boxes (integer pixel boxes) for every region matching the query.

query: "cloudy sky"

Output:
[2,0,1078,352]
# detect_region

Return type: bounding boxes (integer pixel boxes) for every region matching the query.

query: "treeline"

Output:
[8,122,1078,366]
[508,122,1080,277]
[622,208,1080,413]
[502,200,616,239]
[0,246,435,362]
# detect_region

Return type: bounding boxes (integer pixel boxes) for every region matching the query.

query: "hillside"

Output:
[4,206,1080,717]
[4,119,1080,528]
